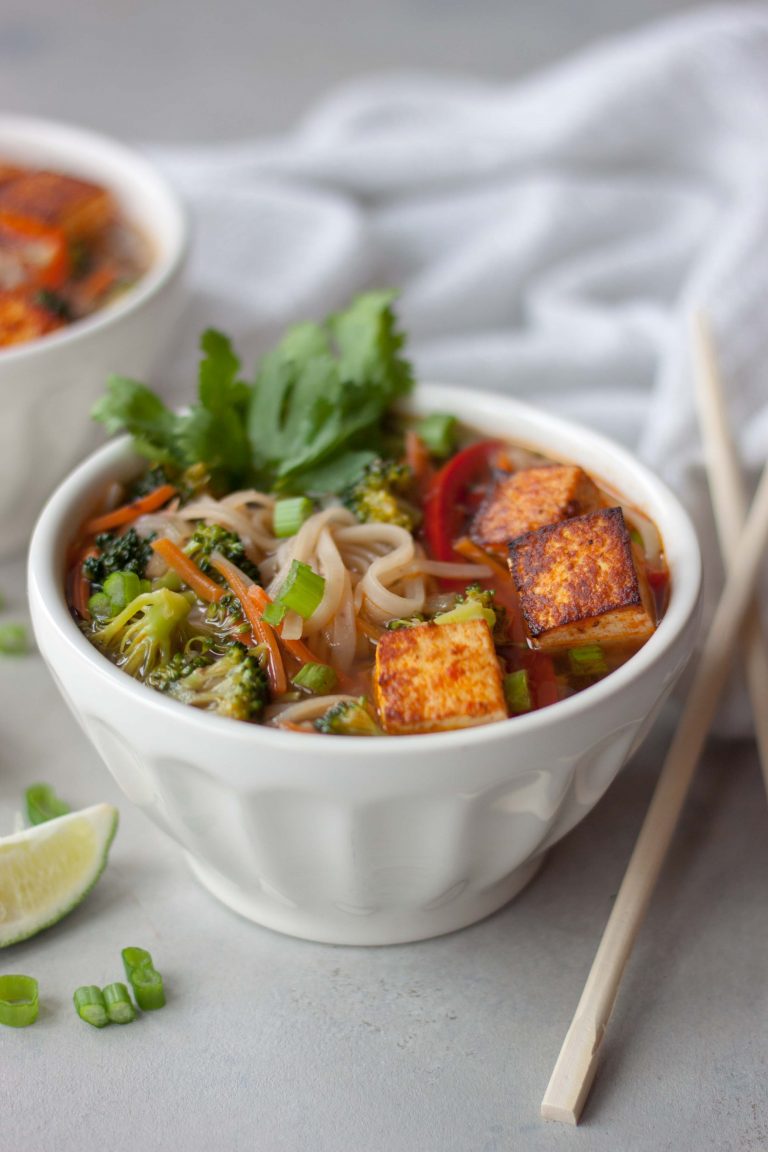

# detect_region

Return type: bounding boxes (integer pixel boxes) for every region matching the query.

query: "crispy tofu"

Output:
[0,291,65,347]
[507,506,656,652]
[472,465,603,554]
[0,171,115,240]
[374,619,507,735]
[0,165,24,188]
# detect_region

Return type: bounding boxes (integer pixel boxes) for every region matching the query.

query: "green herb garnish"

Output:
[91,292,413,496]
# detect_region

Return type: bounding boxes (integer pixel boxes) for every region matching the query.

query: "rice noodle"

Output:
[268,694,359,727]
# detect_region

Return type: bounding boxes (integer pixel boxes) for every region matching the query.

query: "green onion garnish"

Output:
[103,982,136,1024]
[122,947,165,1011]
[273,497,313,538]
[87,592,113,620]
[25,784,71,826]
[292,662,338,694]
[0,975,39,1028]
[0,623,27,656]
[262,600,287,627]
[274,560,325,619]
[102,570,142,614]
[434,599,495,630]
[416,413,458,458]
[568,644,609,677]
[629,527,643,549]
[504,669,533,714]
[73,985,109,1028]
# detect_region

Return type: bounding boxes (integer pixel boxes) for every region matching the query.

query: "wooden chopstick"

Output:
[692,311,768,794]
[541,457,768,1125]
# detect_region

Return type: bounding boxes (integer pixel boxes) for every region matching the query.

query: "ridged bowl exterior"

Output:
[28,386,702,945]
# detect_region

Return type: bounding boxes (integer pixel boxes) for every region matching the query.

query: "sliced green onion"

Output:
[629,527,643,549]
[262,600,287,627]
[274,561,325,619]
[25,783,70,826]
[416,413,458,458]
[0,975,39,1027]
[273,497,313,538]
[102,570,142,614]
[87,591,113,620]
[73,985,109,1028]
[292,662,338,694]
[103,982,136,1024]
[0,623,27,656]
[568,644,608,677]
[434,599,495,630]
[504,669,533,714]
[122,947,165,1011]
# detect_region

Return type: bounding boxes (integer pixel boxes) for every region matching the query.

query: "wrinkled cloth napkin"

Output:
[150,5,768,732]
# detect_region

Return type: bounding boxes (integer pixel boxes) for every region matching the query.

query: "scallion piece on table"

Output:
[292,662,338,694]
[568,644,609,677]
[103,982,136,1024]
[274,561,325,619]
[25,783,71,826]
[416,413,458,459]
[261,600,287,628]
[504,669,533,714]
[0,623,27,656]
[273,497,313,538]
[0,975,39,1028]
[73,985,109,1028]
[122,947,165,1011]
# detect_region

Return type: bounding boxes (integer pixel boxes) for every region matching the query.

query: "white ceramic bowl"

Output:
[0,115,188,558]
[28,385,702,945]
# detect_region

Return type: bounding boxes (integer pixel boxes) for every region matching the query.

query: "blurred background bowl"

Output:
[0,115,188,559]
[28,384,702,945]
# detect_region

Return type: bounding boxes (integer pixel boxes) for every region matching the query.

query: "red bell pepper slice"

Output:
[423,439,505,562]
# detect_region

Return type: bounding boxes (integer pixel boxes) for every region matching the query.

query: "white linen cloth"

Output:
[149,5,768,731]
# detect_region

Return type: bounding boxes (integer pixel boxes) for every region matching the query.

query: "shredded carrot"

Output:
[405,429,434,498]
[453,535,508,577]
[76,261,118,305]
[356,617,384,643]
[151,538,225,603]
[244,582,325,667]
[84,484,177,535]
[251,617,288,695]
[209,555,288,692]
[71,545,98,621]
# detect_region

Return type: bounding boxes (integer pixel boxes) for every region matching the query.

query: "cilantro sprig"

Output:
[92,292,413,495]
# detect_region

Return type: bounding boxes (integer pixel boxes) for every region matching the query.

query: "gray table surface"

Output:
[2,2,766,1150]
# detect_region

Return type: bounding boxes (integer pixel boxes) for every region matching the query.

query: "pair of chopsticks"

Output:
[540,311,768,1125]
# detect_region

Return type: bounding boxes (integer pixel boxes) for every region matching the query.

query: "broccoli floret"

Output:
[314,697,382,736]
[184,524,261,584]
[344,459,420,531]
[433,583,508,643]
[147,638,214,691]
[84,528,152,591]
[92,588,193,679]
[127,464,176,500]
[385,614,426,630]
[167,642,269,722]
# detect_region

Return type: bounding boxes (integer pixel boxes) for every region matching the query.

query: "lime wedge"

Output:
[0,804,118,948]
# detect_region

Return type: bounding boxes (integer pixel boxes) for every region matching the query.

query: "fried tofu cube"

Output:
[472,465,603,554]
[374,619,507,735]
[0,165,24,188]
[0,171,115,240]
[0,291,65,347]
[508,506,656,652]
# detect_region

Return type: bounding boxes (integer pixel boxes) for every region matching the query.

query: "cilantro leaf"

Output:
[91,376,181,468]
[248,291,413,493]
[176,329,253,489]
[91,292,415,498]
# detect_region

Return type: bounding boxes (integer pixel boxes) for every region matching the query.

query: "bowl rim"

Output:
[0,114,188,365]
[28,383,702,756]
